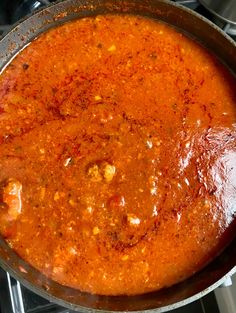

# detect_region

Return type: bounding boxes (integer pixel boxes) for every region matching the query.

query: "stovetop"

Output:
[0,0,236,38]
[0,0,235,312]
[0,266,221,313]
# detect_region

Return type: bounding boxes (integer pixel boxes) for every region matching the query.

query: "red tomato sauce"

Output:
[0,15,235,295]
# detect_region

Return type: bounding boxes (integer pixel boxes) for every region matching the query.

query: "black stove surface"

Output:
[0,0,234,312]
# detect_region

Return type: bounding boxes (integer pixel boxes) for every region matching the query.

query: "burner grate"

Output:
[0,267,70,312]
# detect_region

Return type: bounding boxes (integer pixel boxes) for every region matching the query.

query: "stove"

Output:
[0,1,235,312]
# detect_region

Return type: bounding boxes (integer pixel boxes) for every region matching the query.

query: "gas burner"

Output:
[199,0,236,25]
[212,18,236,37]
[199,0,236,38]
[174,0,236,38]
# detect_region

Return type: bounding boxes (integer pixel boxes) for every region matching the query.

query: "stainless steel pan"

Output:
[0,0,235,312]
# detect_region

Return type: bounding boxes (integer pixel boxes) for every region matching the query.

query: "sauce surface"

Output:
[0,15,235,296]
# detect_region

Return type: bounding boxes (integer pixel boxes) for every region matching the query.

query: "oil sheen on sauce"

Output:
[0,15,235,296]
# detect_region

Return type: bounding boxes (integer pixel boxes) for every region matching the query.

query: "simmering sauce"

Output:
[0,15,235,295]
